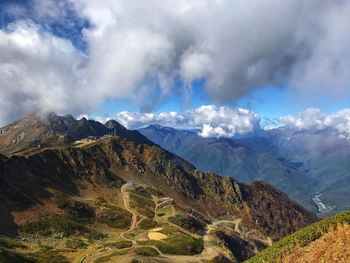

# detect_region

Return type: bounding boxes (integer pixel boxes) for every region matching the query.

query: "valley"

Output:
[312,193,335,214]
[139,124,350,216]
[237,130,350,215]
[0,114,317,262]
[79,181,234,263]
[139,125,317,212]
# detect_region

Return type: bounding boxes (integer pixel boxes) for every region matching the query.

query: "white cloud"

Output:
[114,106,350,139]
[280,108,326,131]
[115,111,187,130]
[112,105,260,138]
[180,51,212,83]
[0,21,87,124]
[199,124,226,138]
[2,1,350,125]
[280,108,350,139]
[186,105,260,137]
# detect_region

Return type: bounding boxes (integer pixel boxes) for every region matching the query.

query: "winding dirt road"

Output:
[82,183,244,263]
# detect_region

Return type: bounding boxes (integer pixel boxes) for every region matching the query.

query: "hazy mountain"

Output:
[139,125,317,212]
[0,115,316,262]
[237,128,350,215]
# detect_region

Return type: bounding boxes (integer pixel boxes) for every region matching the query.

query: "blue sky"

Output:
[1,0,350,132]
[93,83,350,121]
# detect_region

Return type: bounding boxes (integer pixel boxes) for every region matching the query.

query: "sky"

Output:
[1,0,350,137]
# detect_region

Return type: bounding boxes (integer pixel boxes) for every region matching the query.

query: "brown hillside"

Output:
[282,224,350,263]
[0,134,317,261]
[0,137,316,236]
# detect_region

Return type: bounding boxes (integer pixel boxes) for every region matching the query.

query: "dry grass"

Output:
[282,224,350,263]
[148,232,167,240]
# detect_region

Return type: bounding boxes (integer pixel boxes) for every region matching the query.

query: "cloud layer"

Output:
[0,21,87,124]
[1,1,350,125]
[280,108,350,139]
[105,106,350,139]
[114,105,261,138]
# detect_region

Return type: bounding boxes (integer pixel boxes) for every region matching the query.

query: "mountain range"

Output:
[139,125,317,212]
[237,128,350,215]
[0,113,317,262]
[0,112,152,155]
[139,124,350,216]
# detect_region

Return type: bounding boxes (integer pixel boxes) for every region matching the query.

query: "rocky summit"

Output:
[0,114,317,262]
[0,113,152,155]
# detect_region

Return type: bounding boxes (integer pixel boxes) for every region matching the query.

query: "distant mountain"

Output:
[0,115,316,262]
[139,125,317,212]
[237,128,350,215]
[0,112,153,154]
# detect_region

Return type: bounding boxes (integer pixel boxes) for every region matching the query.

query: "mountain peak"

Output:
[148,124,165,129]
[79,116,88,122]
[104,119,127,130]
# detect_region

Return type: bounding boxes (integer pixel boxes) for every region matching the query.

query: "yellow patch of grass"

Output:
[282,224,350,263]
[148,232,167,241]
[149,227,163,232]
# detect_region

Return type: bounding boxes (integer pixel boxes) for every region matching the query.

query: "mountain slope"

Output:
[0,120,317,262]
[238,129,350,215]
[139,125,317,211]
[246,210,350,263]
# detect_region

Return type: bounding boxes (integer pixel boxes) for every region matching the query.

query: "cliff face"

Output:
[0,137,316,240]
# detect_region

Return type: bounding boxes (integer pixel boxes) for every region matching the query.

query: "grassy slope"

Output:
[246,211,350,263]
[282,224,350,263]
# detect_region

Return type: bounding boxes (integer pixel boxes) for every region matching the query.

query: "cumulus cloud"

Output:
[0,21,87,124]
[113,106,350,139]
[187,105,260,137]
[113,105,260,138]
[115,111,187,129]
[1,1,350,125]
[280,108,350,139]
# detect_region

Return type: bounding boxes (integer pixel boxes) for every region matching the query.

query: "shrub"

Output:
[103,240,133,249]
[0,236,26,249]
[25,248,69,263]
[129,194,155,218]
[65,238,87,249]
[53,193,96,222]
[64,201,95,222]
[138,229,203,255]
[95,197,108,206]
[134,247,159,256]
[20,214,105,240]
[168,215,206,235]
[94,249,131,263]
[53,192,71,209]
[0,248,32,263]
[97,207,132,229]
[139,219,157,229]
